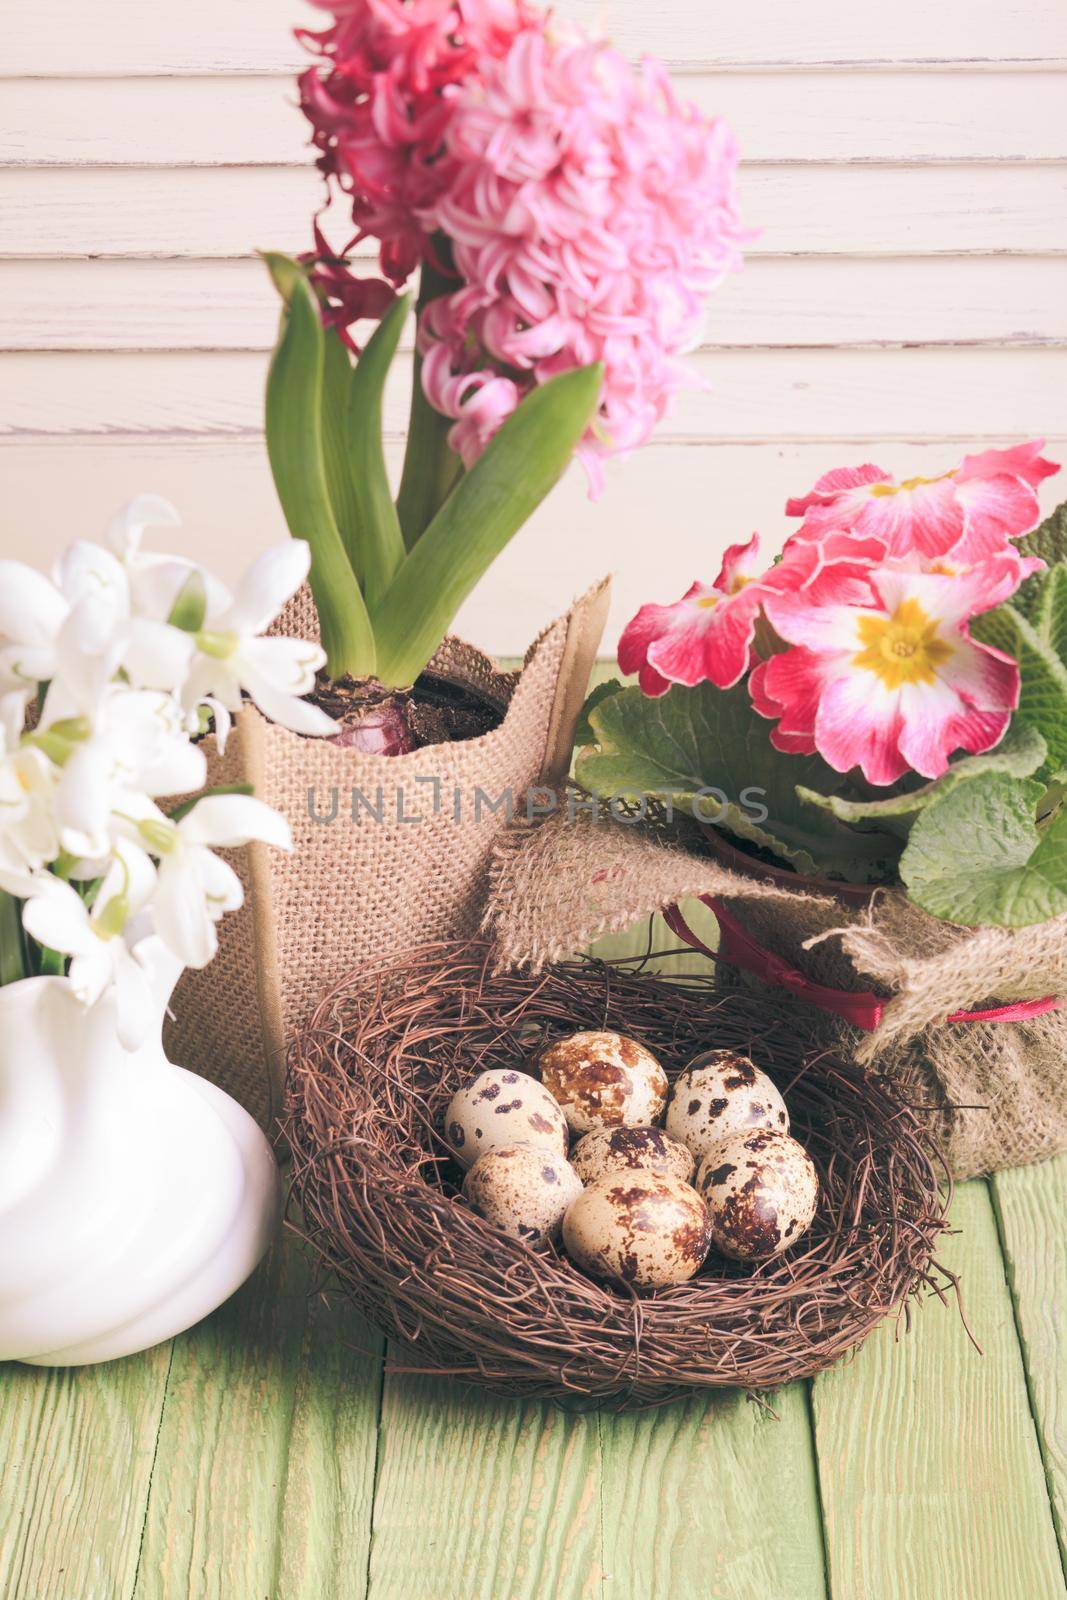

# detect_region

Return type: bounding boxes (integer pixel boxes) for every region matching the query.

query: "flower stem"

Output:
[395,261,463,551]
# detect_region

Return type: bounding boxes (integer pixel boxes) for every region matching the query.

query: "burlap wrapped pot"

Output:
[485,812,1067,1179]
[165,580,610,1126]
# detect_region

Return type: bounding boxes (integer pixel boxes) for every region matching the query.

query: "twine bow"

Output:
[663,896,1061,1033]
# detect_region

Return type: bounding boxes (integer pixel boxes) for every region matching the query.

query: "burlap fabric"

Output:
[165,579,610,1126]
[485,813,1067,1178]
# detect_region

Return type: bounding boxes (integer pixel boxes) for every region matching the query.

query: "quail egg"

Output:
[562,1173,712,1289]
[463,1143,584,1246]
[665,1048,789,1162]
[571,1126,695,1187]
[695,1128,819,1261]
[444,1068,568,1170]
[537,1031,668,1135]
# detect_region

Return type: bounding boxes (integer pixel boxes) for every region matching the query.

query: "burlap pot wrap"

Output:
[165,579,610,1126]
[484,813,1067,1178]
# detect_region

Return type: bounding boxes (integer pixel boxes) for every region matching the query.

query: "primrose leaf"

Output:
[972,601,1067,778]
[900,772,1067,925]
[575,680,898,882]
[575,677,624,749]
[1035,561,1067,665]
[796,723,1048,825]
[1014,498,1067,623]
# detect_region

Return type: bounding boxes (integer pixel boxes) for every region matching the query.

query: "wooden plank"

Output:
[6,71,1067,168]
[0,1345,171,1600]
[599,1388,827,1600]
[4,256,1066,353]
[1,437,1063,658]
[811,1181,1065,1600]
[5,346,1065,444]
[3,165,1066,260]
[366,1370,601,1600]
[990,1155,1067,1569]
[132,1230,383,1600]
[6,0,1066,74]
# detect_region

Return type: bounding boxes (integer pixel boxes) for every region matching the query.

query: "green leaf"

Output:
[0,890,27,986]
[900,772,1067,925]
[575,680,899,882]
[575,678,624,748]
[396,261,464,550]
[346,293,411,609]
[1036,561,1067,664]
[796,723,1048,825]
[972,601,1067,777]
[166,569,208,634]
[263,253,377,680]
[1014,497,1067,622]
[371,365,603,689]
[321,329,364,586]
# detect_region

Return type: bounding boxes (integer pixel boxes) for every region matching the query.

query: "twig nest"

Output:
[665,1048,789,1162]
[562,1174,713,1289]
[571,1126,695,1187]
[462,1144,583,1247]
[445,1069,568,1170]
[536,1031,668,1135]
[695,1129,819,1261]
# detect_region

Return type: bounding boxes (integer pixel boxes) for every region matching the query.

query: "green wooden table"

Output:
[2,928,1065,1600]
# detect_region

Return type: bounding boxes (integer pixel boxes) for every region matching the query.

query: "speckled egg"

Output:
[444,1069,569,1170]
[462,1143,584,1246]
[665,1048,789,1162]
[570,1126,695,1187]
[536,1031,669,1135]
[562,1173,713,1289]
[695,1128,819,1261]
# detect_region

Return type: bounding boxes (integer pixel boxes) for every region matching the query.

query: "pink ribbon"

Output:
[662,895,1060,1033]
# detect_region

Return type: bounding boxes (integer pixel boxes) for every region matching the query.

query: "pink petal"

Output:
[714,532,762,594]
[959,439,1060,489]
[897,676,1012,779]
[950,473,1042,562]
[785,463,889,518]
[814,671,911,786]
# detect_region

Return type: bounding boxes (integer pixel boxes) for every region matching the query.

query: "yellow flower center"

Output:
[694,595,720,610]
[853,598,953,690]
[869,471,953,499]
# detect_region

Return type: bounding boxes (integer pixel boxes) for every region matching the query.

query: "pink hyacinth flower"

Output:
[786,442,1059,567]
[754,564,1021,786]
[618,535,765,696]
[418,26,748,491]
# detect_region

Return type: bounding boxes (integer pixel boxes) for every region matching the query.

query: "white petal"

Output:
[122,618,196,692]
[0,562,68,646]
[67,948,112,1007]
[241,669,335,737]
[178,793,292,851]
[197,848,245,918]
[55,746,114,860]
[224,543,311,635]
[56,541,130,618]
[112,945,158,1049]
[22,879,95,958]
[152,856,218,969]
[105,494,182,561]
[138,736,207,799]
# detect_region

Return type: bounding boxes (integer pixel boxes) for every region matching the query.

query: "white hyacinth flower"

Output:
[126,793,292,970]
[184,542,334,741]
[22,847,158,1048]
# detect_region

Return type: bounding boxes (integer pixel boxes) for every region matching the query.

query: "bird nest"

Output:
[284,941,952,1408]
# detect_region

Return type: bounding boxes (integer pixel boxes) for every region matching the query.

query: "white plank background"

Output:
[1,0,1065,655]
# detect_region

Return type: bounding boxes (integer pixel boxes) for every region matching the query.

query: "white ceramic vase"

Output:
[0,940,279,1366]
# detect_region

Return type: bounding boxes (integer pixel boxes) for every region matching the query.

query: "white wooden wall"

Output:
[2,0,1065,655]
